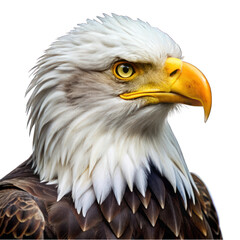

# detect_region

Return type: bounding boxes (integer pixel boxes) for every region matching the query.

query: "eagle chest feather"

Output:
[0,159,221,239]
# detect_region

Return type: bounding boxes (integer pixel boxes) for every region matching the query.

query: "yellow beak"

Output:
[120,58,212,122]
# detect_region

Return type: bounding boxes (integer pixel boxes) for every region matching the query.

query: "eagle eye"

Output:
[113,61,137,80]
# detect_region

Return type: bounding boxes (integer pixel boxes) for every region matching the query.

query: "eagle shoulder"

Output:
[0,159,57,239]
[0,187,45,239]
[191,173,222,239]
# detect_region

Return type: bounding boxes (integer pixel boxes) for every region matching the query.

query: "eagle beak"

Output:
[169,58,212,122]
[120,58,212,122]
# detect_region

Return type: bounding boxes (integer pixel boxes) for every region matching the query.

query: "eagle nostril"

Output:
[170,69,179,77]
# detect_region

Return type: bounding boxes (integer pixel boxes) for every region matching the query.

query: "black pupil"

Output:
[123,65,130,73]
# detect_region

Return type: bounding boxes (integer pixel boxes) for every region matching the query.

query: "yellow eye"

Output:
[113,61,137,80]
[116,63,134,78]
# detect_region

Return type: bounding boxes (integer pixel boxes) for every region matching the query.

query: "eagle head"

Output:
[26,14,211,215]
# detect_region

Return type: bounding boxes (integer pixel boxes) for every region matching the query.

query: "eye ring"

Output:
[112,61,138,80]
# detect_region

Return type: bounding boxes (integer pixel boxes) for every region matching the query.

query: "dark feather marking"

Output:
[5,215,20,234]
[100,191,121,222]
[78,202,103,231]
[124,187,141,214]
[75,228,96,239]
[101,222,117,239]
[76,222,116,239]
[142,220,157,239]
[135,212,151,238]
[16,208,36,222]
[155,221,166,239]
[120,225,133,239]
[97,222,116,239]
[179,217,194,239]
[109,204,130,238]
[48,199,82,238]
[135,211,144,231]
[15,220,31,238]
[187,198,193,217]
[171,192,184,231]
[142,217,168,239]
[190,211,208,237]
[203,214,214,239]
[30,225,45,239]
[208,210,221,236]
[136,188,151,209]
[142,197,160,227]
[158,192,181,237]
[192,193,204,220]
[0,215,10,236]
[0,215,4,232]
[148,168,166,209]
[5,204,18,218]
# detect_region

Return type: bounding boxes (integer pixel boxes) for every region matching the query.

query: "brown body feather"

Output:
[0,157,222,239]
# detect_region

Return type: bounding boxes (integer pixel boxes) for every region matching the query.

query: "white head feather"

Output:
[27,14,196,216]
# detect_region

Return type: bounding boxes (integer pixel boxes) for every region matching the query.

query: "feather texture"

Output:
[25,15,195,214]
[0,159,222,239]
[1,14,221,239]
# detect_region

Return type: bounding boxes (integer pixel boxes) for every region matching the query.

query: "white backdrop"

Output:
[0,0,239,238]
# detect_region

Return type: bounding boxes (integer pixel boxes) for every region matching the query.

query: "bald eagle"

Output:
[0,14,221,239]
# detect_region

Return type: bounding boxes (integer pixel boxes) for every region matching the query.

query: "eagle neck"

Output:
[33,116,196,216]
